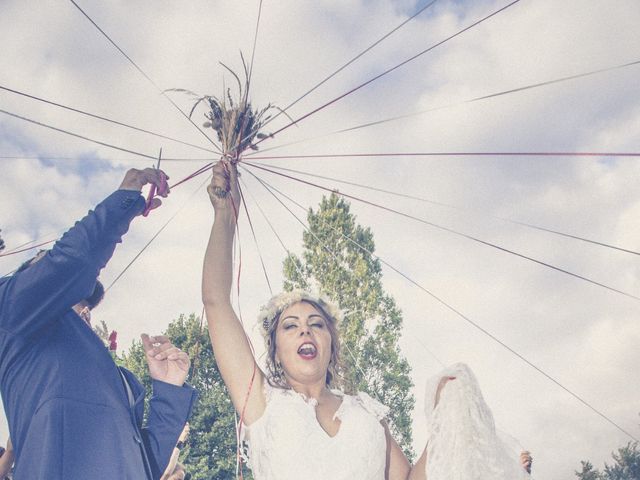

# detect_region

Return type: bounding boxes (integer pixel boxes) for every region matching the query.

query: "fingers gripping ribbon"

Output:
[143,149,169,216]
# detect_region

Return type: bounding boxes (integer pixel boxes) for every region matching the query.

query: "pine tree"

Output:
[576,442,640,480]
[577,461,603,480]
[283,193,416,458]
[604,443,640,480]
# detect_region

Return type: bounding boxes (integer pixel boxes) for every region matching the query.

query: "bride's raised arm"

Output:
[202,160,266,424]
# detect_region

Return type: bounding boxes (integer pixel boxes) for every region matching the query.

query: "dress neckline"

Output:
[290,388,347,439]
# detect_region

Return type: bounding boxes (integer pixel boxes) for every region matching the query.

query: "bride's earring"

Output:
[274,360,286,382]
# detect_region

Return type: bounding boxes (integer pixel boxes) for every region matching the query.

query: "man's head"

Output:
[71,280,105,325]
[84,280,105,310]
[16,249,105,324]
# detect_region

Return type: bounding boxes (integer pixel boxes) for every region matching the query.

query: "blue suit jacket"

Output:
[0,190,197,479]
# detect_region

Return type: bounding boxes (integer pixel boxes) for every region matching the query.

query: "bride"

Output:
[201,160,427,480]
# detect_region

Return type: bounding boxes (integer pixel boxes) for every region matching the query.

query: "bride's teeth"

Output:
[298,343,316,354]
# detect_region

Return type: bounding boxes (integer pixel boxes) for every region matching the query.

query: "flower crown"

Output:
[258,289,342,337]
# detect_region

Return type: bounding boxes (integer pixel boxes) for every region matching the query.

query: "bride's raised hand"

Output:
[207,159,240,214]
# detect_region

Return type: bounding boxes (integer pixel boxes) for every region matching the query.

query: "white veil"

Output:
[424,363,529,480]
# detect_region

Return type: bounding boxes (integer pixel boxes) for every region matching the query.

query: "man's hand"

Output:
[141,334,190,387]
[119,168,170,211]
[520,450,532,473]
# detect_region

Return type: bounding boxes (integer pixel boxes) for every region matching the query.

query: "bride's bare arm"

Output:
[385,375,456,479]
[202,160,265,424]
[384,423,427,480]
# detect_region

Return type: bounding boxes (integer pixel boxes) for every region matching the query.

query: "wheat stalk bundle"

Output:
[171,57,279,161]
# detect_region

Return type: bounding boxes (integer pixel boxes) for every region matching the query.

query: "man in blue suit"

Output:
[0,168,197,479]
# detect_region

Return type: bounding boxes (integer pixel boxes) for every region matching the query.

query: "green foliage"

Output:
[120,313,251,479]
[576,443,640,480]
[604,443,640,480]
[283,193,416,459]
[93,320,111,344]
[577,461,603,480]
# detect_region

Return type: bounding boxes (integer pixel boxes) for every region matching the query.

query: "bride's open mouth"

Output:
[297,342,317,360]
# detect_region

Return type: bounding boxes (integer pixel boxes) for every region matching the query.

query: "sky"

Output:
[1,0,640,478]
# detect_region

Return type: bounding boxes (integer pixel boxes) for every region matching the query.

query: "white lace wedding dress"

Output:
[241,383,389,480]
[424,363,530,480]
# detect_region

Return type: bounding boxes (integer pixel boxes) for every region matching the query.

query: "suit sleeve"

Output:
[142,380,197,480]
[0,189,145,338]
